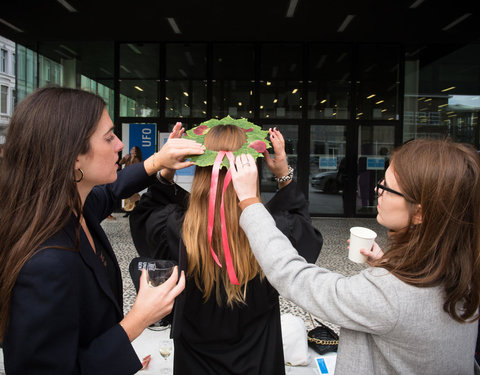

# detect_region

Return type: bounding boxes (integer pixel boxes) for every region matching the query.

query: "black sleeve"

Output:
[85,162,157,222]
[129,181,189,261]
[265,182,323,263]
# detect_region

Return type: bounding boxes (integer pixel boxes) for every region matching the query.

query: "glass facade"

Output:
[308,46,351,120]
[404,43,480,145]
[8,39,480,216]
[16,45,38,103]
[119,43,159,117]
[260,44,303,119]
[356,45,400,121]
[212,44,255,119]
[165,44,207,118]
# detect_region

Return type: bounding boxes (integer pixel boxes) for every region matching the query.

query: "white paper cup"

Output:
[349,227,377,263]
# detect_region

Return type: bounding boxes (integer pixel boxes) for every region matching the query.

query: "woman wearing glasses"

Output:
[230,138,479,374]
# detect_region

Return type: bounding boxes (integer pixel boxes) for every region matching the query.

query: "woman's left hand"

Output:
[360,241,384,264]
[264,127,289,179]
[231,154,258,202]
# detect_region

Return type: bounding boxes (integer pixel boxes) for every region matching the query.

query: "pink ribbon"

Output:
[207,151,239,285]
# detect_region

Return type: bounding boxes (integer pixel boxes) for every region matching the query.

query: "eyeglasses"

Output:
[375,178,405,198]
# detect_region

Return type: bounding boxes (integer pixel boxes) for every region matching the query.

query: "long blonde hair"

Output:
[183,125,262,306]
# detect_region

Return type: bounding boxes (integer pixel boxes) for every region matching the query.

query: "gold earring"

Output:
[75,168,84,183]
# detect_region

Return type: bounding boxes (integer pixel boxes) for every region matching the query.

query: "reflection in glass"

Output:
[81,76,115,119]
[260,44,302,119]
[165,80,207,118]
[259,81,302,119]
[165,44,207,118]
[119,43,160,79]
[166,44,206,79]
[119,80,158,117]
[356,45,400,121]
[16,45,38,103]
[308,46,350,119]
[307,81,350,119]
[39,55,63,88]
[212,44,255,118]
[309,125,346,215]
[404,93,479,144]
[212,80,254,118]
[356,125,394,215]
[404,43,480,145]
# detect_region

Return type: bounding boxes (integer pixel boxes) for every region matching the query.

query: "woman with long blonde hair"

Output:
[130,119,323,375]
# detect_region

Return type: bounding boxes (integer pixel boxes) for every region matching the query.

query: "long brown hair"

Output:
[374,139,480,322]
[0,87,105,339]
[183,125,262,307]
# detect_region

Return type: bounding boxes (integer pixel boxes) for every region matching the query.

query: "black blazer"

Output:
[3,162,156,375]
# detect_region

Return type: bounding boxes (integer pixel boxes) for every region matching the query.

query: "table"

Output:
[0,330,336,375]
[132,327,337,375]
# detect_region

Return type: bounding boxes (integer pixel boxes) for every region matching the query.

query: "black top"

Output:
[92,233,121,304]
[130,181,323,375]
[4,162,157,375]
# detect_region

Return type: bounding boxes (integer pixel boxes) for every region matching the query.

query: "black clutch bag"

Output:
[307,315,339,355]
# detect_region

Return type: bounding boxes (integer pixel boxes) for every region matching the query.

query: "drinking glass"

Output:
[146,260,176,331]
[159,339,174,375]
[158,339,173,360]
[147,260,175,287]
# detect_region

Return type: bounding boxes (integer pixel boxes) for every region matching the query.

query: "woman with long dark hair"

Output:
[0,87,203,374]
[130,119,323,374]
[231,138,480,374]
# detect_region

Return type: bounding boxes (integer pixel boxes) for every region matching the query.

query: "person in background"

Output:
[0,87,204,375]
[231,138,479,374]
[120,146,143,167]
[130,120,323,375]
[119,146,143,217]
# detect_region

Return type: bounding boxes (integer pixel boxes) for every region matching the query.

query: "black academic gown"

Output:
[130,181,323,375]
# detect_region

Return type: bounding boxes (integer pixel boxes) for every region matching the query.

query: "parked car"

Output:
[311,171,341,193]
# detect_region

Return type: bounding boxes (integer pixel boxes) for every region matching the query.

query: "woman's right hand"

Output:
[120,267,185,341]
[168,121,185,140]
[231,154,259,202]
[160,122,187,181]
[144,137,204,176]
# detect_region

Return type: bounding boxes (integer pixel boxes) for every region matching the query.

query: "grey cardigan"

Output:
[240,203,478,375]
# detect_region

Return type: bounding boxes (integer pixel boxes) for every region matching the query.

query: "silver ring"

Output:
[244,163,250,166]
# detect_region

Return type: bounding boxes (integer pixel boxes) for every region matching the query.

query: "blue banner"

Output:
[129,123,156,159]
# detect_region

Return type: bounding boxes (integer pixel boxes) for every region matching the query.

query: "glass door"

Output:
[356,125,395,215]
[309,125,347,215]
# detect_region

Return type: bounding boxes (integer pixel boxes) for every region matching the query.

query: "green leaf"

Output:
[182,116,271,167]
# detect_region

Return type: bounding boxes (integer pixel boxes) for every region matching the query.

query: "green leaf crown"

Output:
[183,116,271,169]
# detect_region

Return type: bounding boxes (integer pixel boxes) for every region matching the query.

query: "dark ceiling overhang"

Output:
[1,0,480,48]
